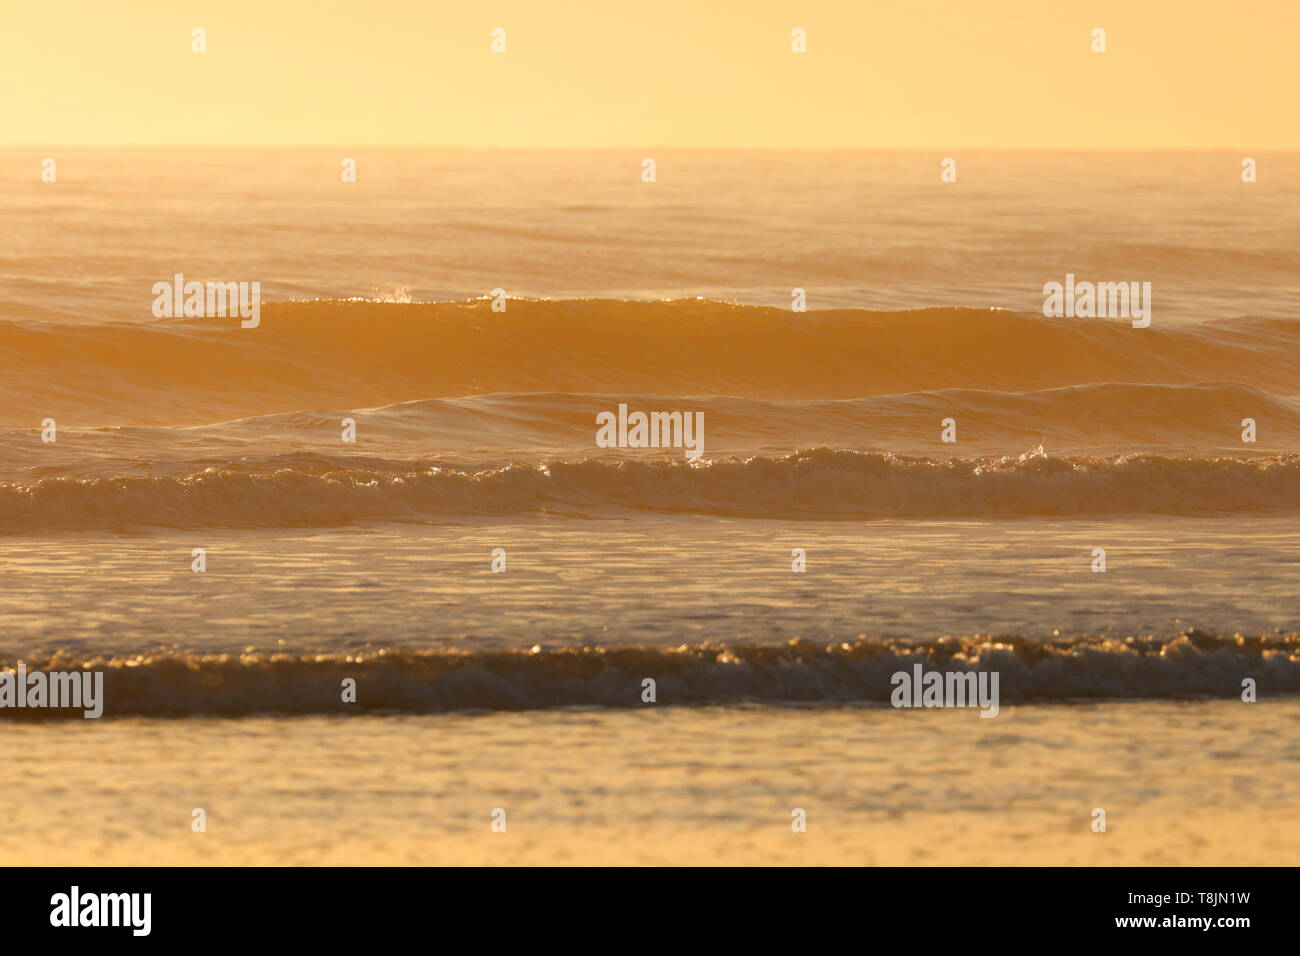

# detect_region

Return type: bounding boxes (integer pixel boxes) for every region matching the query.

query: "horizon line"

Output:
[1,144,1294,152]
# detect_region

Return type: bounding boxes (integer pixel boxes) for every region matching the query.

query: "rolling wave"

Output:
[3,300,1297,425]
[4,449,1298,530]
[3,630,1295,717]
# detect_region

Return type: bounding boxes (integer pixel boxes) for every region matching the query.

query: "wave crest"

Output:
[3,450,1299,529]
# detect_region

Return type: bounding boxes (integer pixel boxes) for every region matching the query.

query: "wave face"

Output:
[3,301,1298,426]
[3,631,1296,717]
[4,450,1298,530]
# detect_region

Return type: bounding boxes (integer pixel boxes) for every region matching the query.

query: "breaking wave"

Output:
[3,630,1296,717]
[3,450,1298,529]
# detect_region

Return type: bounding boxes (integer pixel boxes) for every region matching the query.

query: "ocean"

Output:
[1,149,1297,864]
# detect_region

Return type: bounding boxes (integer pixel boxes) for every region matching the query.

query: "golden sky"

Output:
[3,0,1296,148]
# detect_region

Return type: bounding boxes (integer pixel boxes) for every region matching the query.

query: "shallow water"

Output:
[5,699,1298,865]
